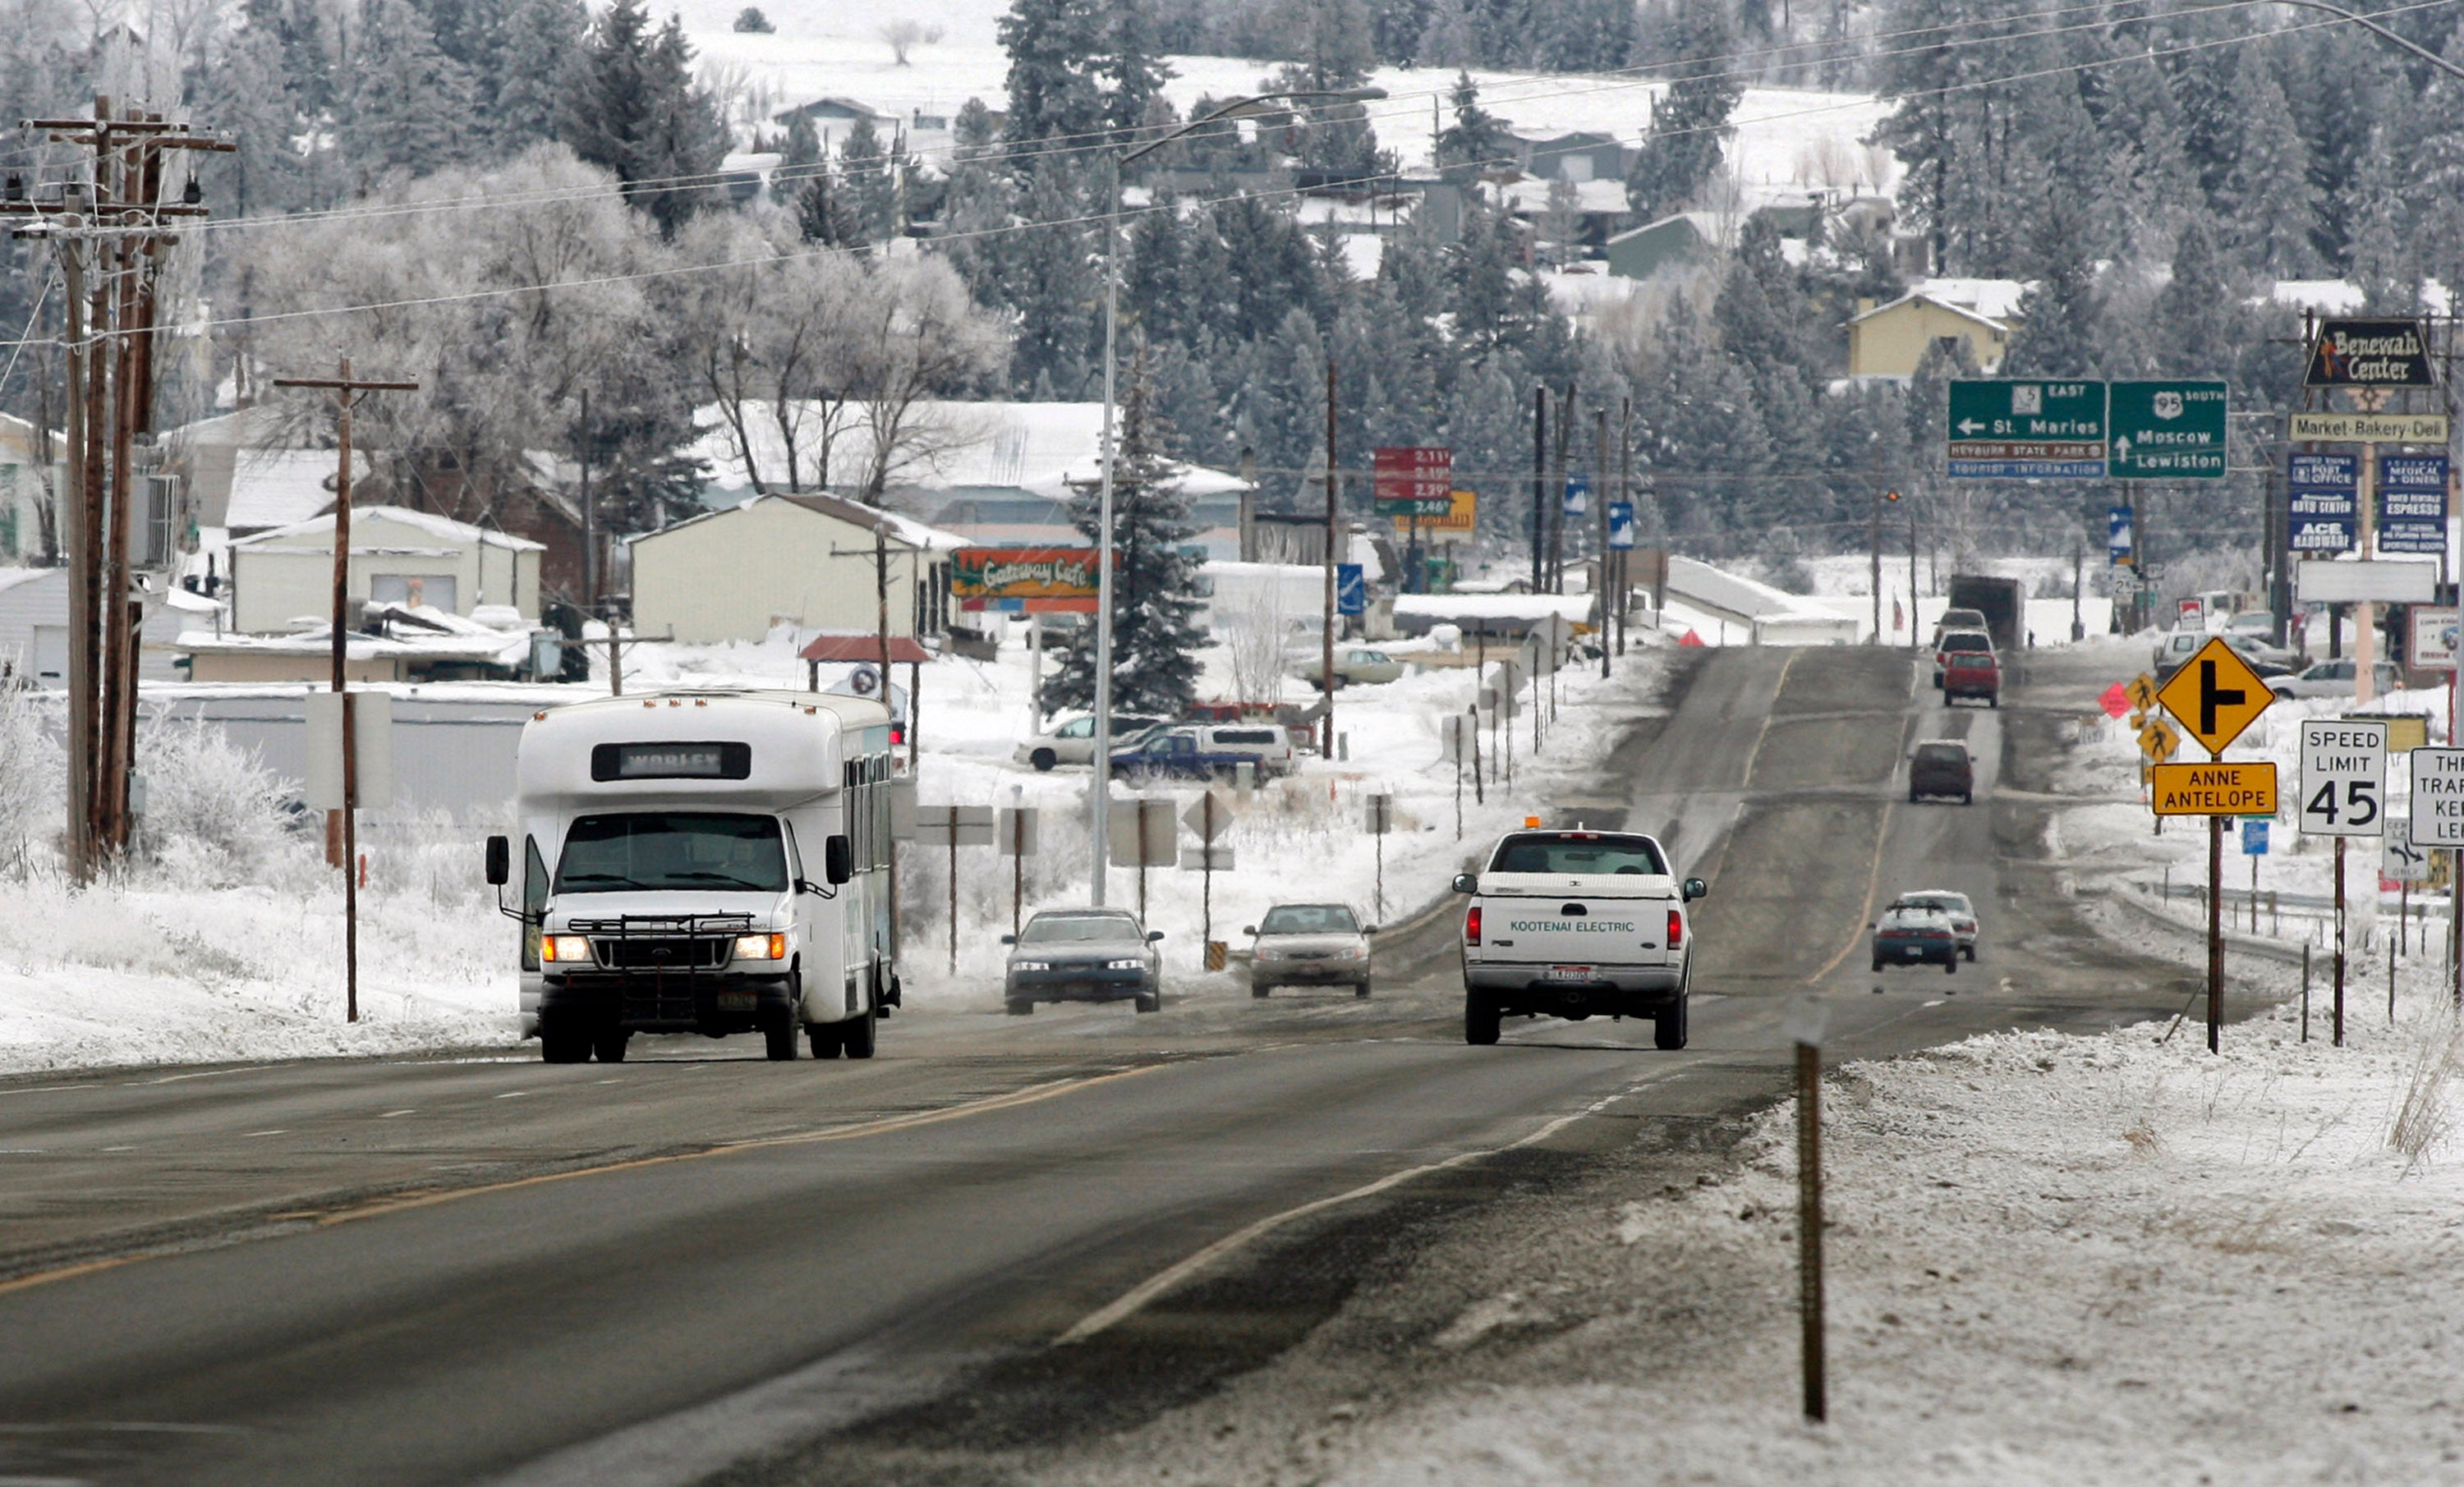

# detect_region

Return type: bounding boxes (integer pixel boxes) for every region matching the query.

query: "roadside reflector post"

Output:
[2336,838,2347,1045]
[1782,994,1831,1424]
[2301,942,2311,1042]
[2208,812,2223,1053]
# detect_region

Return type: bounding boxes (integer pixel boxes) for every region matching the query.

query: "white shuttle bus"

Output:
[485,690,899,1063]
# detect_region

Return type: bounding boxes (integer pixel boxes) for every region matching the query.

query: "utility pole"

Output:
[578,388,595,614]
[1617,397,1633,657]
[1322,358,1338,759]
[1550,379,1574,593]
[272,359,417,1025]
[1594,406,1610,678]
[1531,387,1547,594]
[6,99,228,879]
[1869,489,1883,645]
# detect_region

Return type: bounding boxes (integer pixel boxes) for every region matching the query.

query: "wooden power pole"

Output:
[5,99,228,879]
[272,359,418,1023]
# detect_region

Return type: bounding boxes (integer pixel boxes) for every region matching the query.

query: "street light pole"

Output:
[1090,152,1122,907]
[1090,87,1386,902]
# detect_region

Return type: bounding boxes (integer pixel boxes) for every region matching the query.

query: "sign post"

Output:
[1184,791,1232,969]
[996,801,1039,938]
[2155,636,2279,1052]
[1365,792,1394,921]
[2409,747,2464,1009]
[916,805,996,973]
[2301,718,2390,1046]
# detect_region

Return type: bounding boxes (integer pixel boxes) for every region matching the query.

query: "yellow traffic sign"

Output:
[2140,716,2181,762]
[2126,673,2158,713]
[2150,761,2278,816]
[2128,710,2147,732]
[2155,637,2274,755]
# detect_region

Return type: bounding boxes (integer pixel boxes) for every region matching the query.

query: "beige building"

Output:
[629,493,963,645]
[1845,278,2026,380]
[228,506,541,634]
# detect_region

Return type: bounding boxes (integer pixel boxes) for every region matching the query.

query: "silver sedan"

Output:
[1247,902,1374,998]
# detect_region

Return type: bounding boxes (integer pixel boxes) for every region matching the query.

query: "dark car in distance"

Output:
[1002,909,1163,1014]
[1872,906,1961,974]
[1910,739,1974,804]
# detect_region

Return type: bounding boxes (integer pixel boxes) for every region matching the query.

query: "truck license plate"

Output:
[1902,946,1922,957]
[1545,965,1593,982]
[715,991,758,1011]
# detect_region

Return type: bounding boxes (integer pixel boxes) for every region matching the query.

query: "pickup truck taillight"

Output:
[1667,909,1684,949]
[1465,906,1483,946]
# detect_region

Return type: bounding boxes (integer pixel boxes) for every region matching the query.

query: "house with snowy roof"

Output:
[224,506,542,635]
[1845,278,2030,380]
[686,399,1255,560]
[627,490,964,645]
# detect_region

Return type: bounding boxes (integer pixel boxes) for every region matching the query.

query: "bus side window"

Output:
[521,836,549,970]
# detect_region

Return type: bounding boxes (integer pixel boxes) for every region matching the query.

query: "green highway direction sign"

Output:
[1947,380,2107,478]
[2109,381,2227,480]
[1947,380,2229,480]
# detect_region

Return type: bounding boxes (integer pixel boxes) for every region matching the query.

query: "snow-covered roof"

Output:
[1496,177,1630,217]
[1848,278,2029,333]
[1393,594,1593,622]
[220,448,365,532]
[1604,211,1722,247]
[688,400,1253,502]
[632,491,968,553]
[0,567,54,599]
[228,503,545,553]
[1663,556,1841,626]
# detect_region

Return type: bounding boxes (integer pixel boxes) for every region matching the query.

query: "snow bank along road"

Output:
[0,646,2195,1485]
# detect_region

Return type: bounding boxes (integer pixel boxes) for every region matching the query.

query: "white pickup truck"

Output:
[1450,828,1705,1049]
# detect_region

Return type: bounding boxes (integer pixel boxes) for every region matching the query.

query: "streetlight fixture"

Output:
[1085,86,1387,906]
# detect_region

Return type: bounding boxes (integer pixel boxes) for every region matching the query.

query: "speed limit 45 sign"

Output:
[2299,719,2388,837]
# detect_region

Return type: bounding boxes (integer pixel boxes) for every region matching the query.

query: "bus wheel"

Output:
[843,1003,879,1058]
[540,1023,590,1064]
[591,1026,629,1063]
[764,1012,799,1062]
[806,1020,843,1058]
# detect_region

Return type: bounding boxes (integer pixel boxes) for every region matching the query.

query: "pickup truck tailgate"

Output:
[1474,873,1680,967]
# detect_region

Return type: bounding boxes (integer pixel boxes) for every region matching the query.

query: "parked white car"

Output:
[1286,647,1407,687]
[1014,714,1170,772]
[2269,659,2402,699]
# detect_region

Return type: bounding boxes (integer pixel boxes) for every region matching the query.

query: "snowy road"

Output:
[0,646,2199,1485]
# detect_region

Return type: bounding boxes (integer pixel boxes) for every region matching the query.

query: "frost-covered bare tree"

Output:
[239,147,701,533]
[682,223,1003,498]
[878,19,941,65]
[1218,581,1290,706]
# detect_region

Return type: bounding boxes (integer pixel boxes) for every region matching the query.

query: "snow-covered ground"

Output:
[1325,993,2464,1485]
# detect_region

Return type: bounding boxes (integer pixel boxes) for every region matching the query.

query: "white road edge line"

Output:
[1055,1085,1642,1347]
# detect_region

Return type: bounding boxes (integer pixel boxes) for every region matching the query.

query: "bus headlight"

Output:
[734,932,788,961]
[543,935,593,964]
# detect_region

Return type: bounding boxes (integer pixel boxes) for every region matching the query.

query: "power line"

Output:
[134,0,2312,245]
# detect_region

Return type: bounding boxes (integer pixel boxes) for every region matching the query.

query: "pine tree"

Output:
[2001,188,2104,378]
[344,0,476,177]
[1100,0,1173,138]
[840,113,897,241]
[775,111,820,205]
[559,0,726,238]
[2217,48,2319,278]
[2339,126,2412,311]
[486,0,586,156]
[1436,71,1509,185]
[2154,212,2237,380]
[199,22,306,216]
[1276,0,1384,181]
[796,163,863,246]
[1625,0,1743,221]
[998,0,1109,153]
[1046,348,1207,718]
[1414,0,1477,70]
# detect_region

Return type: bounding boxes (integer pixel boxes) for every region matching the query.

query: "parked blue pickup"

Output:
[1109,724,1294,783]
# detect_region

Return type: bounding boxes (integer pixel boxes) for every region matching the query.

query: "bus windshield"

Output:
[554,812,789,893]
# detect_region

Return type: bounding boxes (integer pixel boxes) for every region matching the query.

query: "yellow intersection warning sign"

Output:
[2140,716,2181,762]
[2155,637,2274,756]
[2128,710,2147,732]
[2150,761,2278,816]
[2126,672,2158,714]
